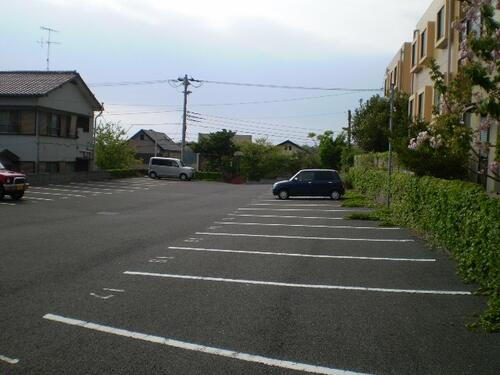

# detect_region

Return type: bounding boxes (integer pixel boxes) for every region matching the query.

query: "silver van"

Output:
[148,157,195,181]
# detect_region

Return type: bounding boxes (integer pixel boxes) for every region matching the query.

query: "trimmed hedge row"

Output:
[347,167,500,331]
[108,168,147,178]
[193,171,222,181]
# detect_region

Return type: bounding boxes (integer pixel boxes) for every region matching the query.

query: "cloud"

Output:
[39,0,430,54]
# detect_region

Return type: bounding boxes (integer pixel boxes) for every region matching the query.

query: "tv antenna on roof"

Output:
[37,26,61,71]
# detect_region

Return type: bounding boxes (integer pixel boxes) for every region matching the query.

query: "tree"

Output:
[191,130,239,176]
[95,121,138,170]
[309,131,347,170]
[351,94,410,152]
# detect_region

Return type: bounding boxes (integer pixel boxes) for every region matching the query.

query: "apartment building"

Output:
[384,42,412,96]
[385,0,499,193]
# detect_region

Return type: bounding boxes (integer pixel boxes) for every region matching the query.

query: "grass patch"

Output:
[344,212,379,221]
[341,190,375,208]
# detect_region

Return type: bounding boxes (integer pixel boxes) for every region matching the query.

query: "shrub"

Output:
[347,167,500,332]
[193,171,222,181]
[107,169,147,178]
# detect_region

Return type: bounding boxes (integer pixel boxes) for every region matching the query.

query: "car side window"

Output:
[314,171,339,181]
[151,159,161,165]
[171,161,179,167]
[296,171,314,182]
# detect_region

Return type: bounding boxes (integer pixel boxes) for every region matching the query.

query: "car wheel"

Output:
[10,192,24,200]
[278,190,289,200]
[0,187,4,200]
[330,190,340,200]
[179,173,188,181]
[149,171,158,179]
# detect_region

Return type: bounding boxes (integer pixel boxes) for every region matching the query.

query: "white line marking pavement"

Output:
[168,246,436,262]
[0,202,16,206]
[31,187,112,194]
[238,208,365,212]
[0,354,19,365]
[214,222,400,230]
[196,232,414,243]
[102,288,125,293]
[90,293,114,300]
[25,196,54,201]
[251,203,343,207]
[43,313,372,375]
[65,183,131,192]
[229,214,343,220]
[27,191,86,198]
[123,272,471,295]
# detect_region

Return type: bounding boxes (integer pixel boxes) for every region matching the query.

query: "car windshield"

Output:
[178,160,185,167]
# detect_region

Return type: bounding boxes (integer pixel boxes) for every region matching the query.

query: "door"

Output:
[289,171,315,196]
[312,171,338,196]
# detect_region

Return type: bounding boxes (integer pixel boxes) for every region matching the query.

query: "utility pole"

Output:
[38,26,61,71]
[176,75,201,162]
[387,82,395,209]
[342,110,352,149]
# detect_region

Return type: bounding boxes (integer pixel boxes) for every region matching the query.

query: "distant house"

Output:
[276,140,305,154]
[128,129,181,164]
[0,71,103,173]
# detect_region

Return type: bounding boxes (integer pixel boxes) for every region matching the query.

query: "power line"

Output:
[199,79,383,92]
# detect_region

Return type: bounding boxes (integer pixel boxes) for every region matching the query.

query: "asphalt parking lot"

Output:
[1,178,499,374]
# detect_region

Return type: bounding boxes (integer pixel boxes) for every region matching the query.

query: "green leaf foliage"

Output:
[95,122,139,170]
[347,167,500,332]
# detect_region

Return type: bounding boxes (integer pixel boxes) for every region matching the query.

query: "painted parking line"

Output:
[250,203,341,207]
[0,354,19,365]
[238,208,365,212]
[43,313,370,375]
[27,191,86,198]
[31,187,112,194]
[65,183,132,192]
[228,214,343,220]
[0,202,16,206]
[124,272,471,295]
[213,222,400,230]
[196,232,414,243]
[70,182,145,190]
[167,246,436,262]
[25,196,54,201]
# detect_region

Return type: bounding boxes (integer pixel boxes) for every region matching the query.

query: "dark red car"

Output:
[0,161,29,200]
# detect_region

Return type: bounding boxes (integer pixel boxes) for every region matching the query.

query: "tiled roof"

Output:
[143,129,181,152]
[0,71,78,96]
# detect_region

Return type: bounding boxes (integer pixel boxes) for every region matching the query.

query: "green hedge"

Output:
[107,169,147,178]
[194,171,222,181]
[348,167,500,331]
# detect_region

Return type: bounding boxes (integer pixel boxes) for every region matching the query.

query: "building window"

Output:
[409,99,414,119]
[418,92,424,120]
[393,67,398,86]
[39,162,60,173]
[437,7,445,40]
[0,110,35,134]
[140,134,145,140]
[48,114,61,136]
[77,115,90,132]
[420,29,427,59]
[411,42,417,67]
[434,90,442,114]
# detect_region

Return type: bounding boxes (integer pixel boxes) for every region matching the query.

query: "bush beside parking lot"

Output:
[347,167,500,332]
[193,171,223,181]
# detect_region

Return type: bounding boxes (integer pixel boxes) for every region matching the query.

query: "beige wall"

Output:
[384,43,412,95]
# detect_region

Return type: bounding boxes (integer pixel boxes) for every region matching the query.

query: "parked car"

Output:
[0,162,29,200]
[272,169,345,200]
[148,157,195,181]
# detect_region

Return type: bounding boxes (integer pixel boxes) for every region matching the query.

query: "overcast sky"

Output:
[1,0,430,144]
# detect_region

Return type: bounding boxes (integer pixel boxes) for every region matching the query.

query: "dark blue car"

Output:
[272,169,345,200]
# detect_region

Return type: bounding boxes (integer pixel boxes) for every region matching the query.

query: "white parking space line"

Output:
[0,354,19,365]
[196,232,414,243]
[228,214,343,220]
[31,187,113,195]
[25,196,54,201]
[102,288,125,293]
[168,246,436,262]
[71,182,146,190]
[65,183,132,192]
[0,202,16,206]
[27,191,86,198]
[238,208,365,212]
[43,313,372,375]
[213,222,400,230]
[123,272,471,295]
[251,203,343,207]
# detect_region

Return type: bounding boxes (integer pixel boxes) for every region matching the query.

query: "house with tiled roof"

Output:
[276,140,305,154]
[0,71,103,173]
[128,129,181,164]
